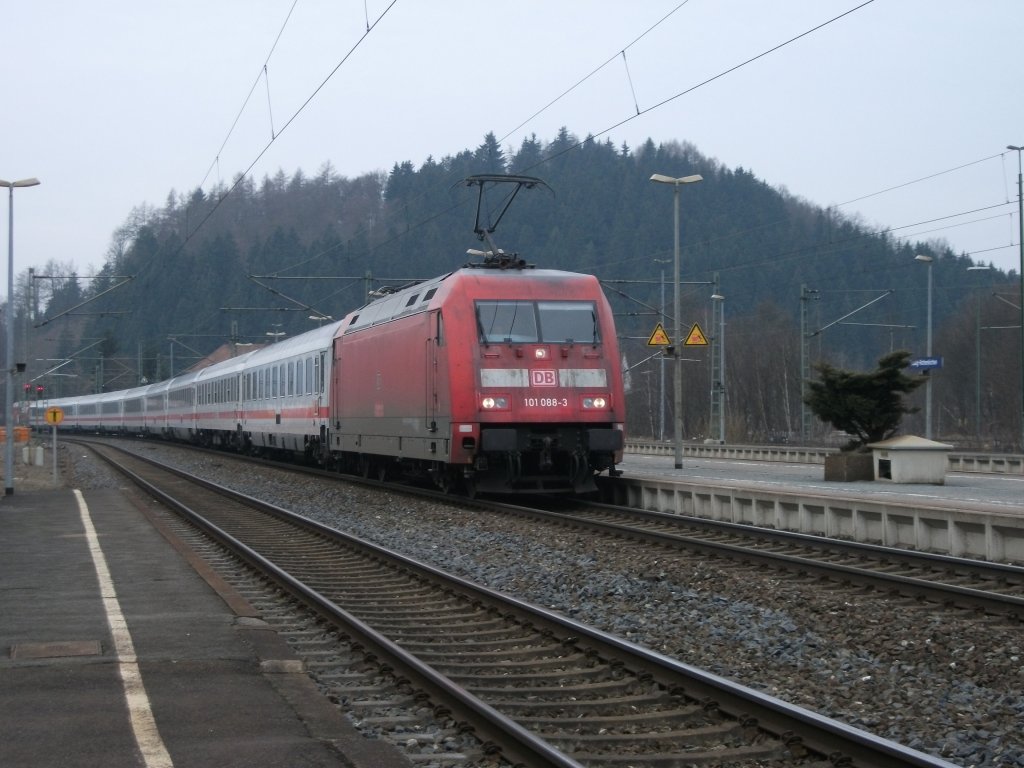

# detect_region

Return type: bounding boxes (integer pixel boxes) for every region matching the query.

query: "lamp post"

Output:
[914,254,934,439]
[650,172,703,468]
[2,177,41,496]
[1007,145,1024,451]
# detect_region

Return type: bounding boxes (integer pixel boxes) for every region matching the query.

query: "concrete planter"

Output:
[823,451,874,481]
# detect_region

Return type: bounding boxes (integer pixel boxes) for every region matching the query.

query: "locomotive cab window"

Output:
[476,300,598,344]
[476,300,538,343]
[538,301,598,344]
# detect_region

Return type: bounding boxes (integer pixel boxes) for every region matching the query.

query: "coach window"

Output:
[296,359,304,395]
[288,362,295,396]
[305,357,313,395]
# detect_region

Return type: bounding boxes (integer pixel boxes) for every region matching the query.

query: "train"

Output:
[31,260,625,496]
[27,176,626,494]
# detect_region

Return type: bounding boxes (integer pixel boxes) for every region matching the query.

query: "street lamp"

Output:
[1007,145,1024,451]
[1,177,41,496]
[650,172,703,468]
[914,254,934,439]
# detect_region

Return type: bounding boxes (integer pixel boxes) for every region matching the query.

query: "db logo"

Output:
[531,369,557,387]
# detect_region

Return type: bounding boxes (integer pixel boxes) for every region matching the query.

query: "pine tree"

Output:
[804,351,925,451]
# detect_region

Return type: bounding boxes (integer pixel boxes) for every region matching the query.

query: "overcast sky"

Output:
[4,0,1023,298]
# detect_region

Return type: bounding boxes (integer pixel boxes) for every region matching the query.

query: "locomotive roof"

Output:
[341,267,600,335]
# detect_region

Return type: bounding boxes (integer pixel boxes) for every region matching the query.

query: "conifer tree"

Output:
[804,351,925,451]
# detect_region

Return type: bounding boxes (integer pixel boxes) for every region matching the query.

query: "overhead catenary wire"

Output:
[108,0,1010,354]
[125,1,400,347]
[269,0,882,280]
[199,0,300,191]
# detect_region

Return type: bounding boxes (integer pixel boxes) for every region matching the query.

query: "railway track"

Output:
[82,439,955,768]
[506,500,1024,621]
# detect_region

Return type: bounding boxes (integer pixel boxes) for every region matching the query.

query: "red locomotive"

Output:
[330,260,625,493]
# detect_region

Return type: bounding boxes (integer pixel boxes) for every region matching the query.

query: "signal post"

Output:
[44,406,63,487]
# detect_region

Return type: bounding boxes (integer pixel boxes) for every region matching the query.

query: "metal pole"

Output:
[1011,146,1024,452]
[659,267,665,441]
[1019,158,1024,451]
[926,258,933,439]
[2,177,40,495]
[672,183,682,468]
[719,297,726,442]
[5,186,13,495]
[976,290,982,440]
[651,173,701,466]
[914,254,934,439]
[711,290,726,443]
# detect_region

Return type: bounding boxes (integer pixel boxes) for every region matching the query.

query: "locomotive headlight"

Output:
[582,396,608,409]
[534,347,549,359]
[481,396,509,410]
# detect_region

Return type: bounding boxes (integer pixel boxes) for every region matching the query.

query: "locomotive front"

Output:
[448,269,625,493]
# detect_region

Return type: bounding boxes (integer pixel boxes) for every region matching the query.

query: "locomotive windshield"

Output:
[476,300,599,344]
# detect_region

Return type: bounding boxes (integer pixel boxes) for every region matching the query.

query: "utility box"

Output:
[867,435,953,485]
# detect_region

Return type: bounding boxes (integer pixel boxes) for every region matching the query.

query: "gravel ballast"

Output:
[68,442,1024,767]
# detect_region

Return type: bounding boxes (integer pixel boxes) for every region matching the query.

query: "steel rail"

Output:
[487,498,1024,619]
[82,439,958,768]
[83,441,583,768]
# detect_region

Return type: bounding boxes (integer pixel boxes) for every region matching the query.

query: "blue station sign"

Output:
[909,356,943,370]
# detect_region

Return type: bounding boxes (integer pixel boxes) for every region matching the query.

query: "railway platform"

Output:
[0,486,411,768]
[610,454,1024,562]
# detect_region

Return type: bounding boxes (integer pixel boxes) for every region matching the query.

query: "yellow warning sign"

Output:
[45,406,64,425]
[646,323,671,347]
[684,322,709,346]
